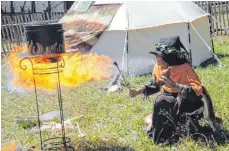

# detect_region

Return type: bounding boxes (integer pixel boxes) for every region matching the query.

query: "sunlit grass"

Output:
[1,36,229,150]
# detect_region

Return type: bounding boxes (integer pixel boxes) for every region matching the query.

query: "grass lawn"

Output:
[1,36,229,150]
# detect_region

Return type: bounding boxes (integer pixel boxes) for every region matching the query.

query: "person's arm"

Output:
[176,84,201,100]
[143,75,160,97]
[129,75,160,98]
[160,76,201,100]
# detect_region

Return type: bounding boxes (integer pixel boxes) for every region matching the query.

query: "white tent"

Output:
[67,1,214,75]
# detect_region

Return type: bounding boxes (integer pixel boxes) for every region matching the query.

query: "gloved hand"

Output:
[143,85,160,99]
[129,89,139,98]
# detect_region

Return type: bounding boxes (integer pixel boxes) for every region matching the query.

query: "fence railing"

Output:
[2,3,228,57]
[1,12,64,57]
[194,1,229,35]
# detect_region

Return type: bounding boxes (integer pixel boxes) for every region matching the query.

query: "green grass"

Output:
[1,36,229,150]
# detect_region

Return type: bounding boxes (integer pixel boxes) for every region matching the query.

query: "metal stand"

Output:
[19,55,74,151]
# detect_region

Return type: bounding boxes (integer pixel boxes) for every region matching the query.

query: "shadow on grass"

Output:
[164,125,229,149]
[199,52,229,68]
[199,57,218,68]
[75,140,135,151]
[192,126,229,146]
[217,54,229,59]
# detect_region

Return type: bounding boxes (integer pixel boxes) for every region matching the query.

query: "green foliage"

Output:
[1,36,229,150]
[17,119,37,129]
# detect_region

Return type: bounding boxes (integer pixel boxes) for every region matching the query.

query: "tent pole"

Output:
[121,5,130,75]
[126,29,129,75]
[126,6,130,75]
[187,23,192,65]
[208,15,215,53]
[121,30,127,71]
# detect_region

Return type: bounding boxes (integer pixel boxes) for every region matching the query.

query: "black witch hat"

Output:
[150,36,190,66]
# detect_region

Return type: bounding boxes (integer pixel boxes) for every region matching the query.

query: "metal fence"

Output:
[1,12,64,57]
[194,1,229,35]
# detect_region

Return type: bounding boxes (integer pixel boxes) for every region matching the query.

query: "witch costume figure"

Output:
[129,36,222,144]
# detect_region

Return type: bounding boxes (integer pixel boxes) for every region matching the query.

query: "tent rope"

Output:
[171,7,224,67]
[189,21,225,67]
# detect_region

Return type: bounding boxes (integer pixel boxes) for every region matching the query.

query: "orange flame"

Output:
[1,142,17,151]
[8,44,112,90]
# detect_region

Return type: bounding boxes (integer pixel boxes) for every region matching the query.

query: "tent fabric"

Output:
[107,1,209,30]
[189,17,213,66]
[59,4,121,53]
[61,1,213,75]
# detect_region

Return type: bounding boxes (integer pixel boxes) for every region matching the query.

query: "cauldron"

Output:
[24,24,65,56]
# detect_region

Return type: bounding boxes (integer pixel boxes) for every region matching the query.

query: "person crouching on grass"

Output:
[129,36,221,144]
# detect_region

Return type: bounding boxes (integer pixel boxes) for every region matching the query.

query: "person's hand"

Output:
[129,89,138,98]
[159,76,178,88]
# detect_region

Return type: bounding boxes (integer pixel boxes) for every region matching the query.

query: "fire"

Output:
[8,44,113,90]
[1,142,16,151]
